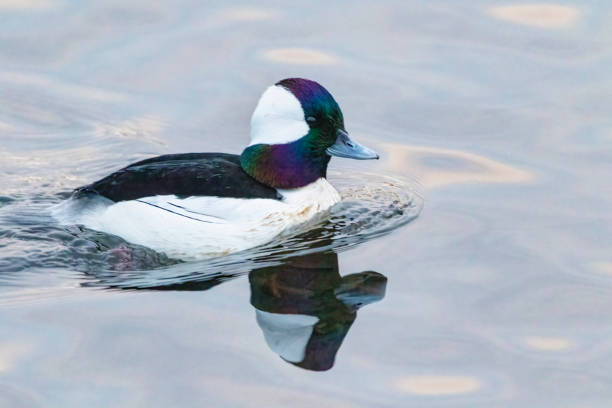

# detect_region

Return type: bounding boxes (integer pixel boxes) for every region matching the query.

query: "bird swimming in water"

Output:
[53,78,379,260]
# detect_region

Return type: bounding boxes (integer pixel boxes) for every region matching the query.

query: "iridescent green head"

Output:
[241,78,378,189]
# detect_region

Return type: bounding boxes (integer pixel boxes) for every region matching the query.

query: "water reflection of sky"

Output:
[1,0,612,406]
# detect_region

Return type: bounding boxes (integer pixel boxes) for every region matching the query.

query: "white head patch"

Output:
[250,85,309,146]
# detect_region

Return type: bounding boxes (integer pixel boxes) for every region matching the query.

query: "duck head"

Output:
[241,78,378,189]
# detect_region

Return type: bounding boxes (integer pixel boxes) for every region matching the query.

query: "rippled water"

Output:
[2,1,612,407]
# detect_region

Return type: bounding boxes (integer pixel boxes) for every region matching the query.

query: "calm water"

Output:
[2,1,612,407]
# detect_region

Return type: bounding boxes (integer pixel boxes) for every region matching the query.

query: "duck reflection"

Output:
[250,251,386,371]
[90,248,386,371]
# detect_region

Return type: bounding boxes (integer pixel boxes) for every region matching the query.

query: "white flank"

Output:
[249,85,309,145]
[52,178,340,260]
[255,310,319,363]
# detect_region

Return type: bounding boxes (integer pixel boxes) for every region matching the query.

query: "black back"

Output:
[75,153,282,202]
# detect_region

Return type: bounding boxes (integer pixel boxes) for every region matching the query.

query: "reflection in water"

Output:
[487,4,580,28]
[0,71,124,103]
[0,342,30,373]
[219,6,277,22]
[261,48,338,65]
[0,0,57,11]
[524,336,572,351]
[381,143,532,188]
[592,261,612,276]
[91,249,386,372]
[250,251,386,371]
[93,115,166,146]
[395,375,481,396]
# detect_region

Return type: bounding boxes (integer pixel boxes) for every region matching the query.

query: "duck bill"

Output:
[326,129,379,160]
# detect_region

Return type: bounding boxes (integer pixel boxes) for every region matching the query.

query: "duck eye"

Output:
[306,116,317,124]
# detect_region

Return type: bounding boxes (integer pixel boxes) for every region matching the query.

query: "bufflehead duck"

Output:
[53,78,378,259]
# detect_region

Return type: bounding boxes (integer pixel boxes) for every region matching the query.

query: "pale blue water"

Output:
[1,1,612,407]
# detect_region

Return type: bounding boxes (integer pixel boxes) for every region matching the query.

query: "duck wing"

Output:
[75,153,281,202]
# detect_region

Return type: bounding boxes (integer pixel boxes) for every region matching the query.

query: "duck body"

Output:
[54,153,341,259]
[53,78,377,260]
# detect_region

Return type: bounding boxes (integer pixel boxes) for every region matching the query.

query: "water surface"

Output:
[1,1,612,407]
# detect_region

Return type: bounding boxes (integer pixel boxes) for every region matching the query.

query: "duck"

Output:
[53,78,379,260]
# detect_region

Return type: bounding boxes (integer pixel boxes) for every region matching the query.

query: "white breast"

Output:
[277,177,341,208]
[52,178,341,260]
